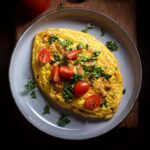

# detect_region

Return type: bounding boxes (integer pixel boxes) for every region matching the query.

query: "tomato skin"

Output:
[60,66,74,79]
[22,0,50,17]
[38,48,51,63]
[73,81,90,97]
[66,50,82,60]
[51,66,60,82]
[84,95,100,110]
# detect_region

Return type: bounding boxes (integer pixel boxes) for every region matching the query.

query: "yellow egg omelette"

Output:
[32,28,123,119]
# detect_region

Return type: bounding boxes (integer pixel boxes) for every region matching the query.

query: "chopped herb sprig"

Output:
[106,41,118,52]
[81,23,95,33]
[42,104,50,115]
[57,115,71,127]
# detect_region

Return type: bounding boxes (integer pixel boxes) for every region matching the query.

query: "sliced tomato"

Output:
[38,48,51,63]
[60,66,74,79]
[73,81,90,97]
[84,95,100,110]
[51,66,60,82]
[66,50,82,60]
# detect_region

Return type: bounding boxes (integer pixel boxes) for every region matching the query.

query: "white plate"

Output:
[9,8,142,140]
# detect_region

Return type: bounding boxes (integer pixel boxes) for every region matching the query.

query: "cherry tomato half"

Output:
[38,48,51,63]
[73,81,90,97]
[66,50,82,60]
[84,95,100,110]
[51,66,60,82]
[59,66,74,79]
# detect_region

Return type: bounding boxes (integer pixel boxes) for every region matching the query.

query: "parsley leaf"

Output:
[30,91,36,99]
[100,100,108,107]
[25,80,36,92]
[77,43,85,49]
[48,36,58,44]
[73,74,83,82]
[57,3,65,10]
[100,28,105,36]
[57,115,71,127]
[42,104,50,115]
[122,89,126,95]
[63,82,73,101]
[81,23,95,33]
[106,41,118,52]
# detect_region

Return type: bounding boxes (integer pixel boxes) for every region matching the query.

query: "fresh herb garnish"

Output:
[77,43,85,49]
[73,74,83,82]
[57,3,65,10]
[106,41,118,52]
[78,55,91,62]
[54,55,61,61]
[30,91,36,99]
[122,89,126,95]
[42,104,50,115]
[25,80,37,99]
[63,82,73,101]
[100,28,105,36]
[92,50,100,57]
[81,23,95,33]
[25,80,36,92]
[57,115,71,127]
[48,36,58,44]
[100,100,108,107]
[74,59,80,65]
[61,56,68,65]
[82,65,111,80]
[58,38,73,47]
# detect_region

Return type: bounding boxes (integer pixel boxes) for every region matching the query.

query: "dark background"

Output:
[0,0,149,148]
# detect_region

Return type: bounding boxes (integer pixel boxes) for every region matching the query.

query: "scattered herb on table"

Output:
[81,23,95,33]
[57,3,65,10]
[42,104,50,115]
[106,41,118,52]
[122,89,126,95]
[100,28,105,36]
[57,115,71,127]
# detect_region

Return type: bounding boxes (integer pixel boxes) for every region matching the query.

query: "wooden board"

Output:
[15,0,138,127]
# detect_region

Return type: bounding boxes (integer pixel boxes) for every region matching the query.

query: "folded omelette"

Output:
[32,28,123,119]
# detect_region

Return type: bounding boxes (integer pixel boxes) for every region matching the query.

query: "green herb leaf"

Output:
[81,23,95,33]
[122,89,126,95]
[57,3,65,10]
[77,43,85,49]
[92,50,100,57]
[48,36,58,44]
[106,41,118,52]
[63,82,73,101]
[74,59,80,65]
[30,90,36,99]
[57,115,71,127]
[61,56,69,65]
[100,100,108,107]
[100,28,105,36]
[25,80,36,92]
[42,104,50,115]
[54,55,61,61]
[73,74,83,82]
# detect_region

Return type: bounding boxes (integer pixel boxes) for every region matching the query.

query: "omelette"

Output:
[32,28,123,119]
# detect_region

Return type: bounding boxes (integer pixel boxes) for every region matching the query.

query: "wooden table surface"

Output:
[15,0,138,128]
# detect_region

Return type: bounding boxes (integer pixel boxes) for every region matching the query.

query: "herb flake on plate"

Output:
[42,104,50,115]
[81,23,95,33]
[57,115,71,127]
[106,41,118,52]
[122,89,126,95]
[57,3,65,10]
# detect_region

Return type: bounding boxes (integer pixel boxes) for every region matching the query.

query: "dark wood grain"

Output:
[15,0,138,128]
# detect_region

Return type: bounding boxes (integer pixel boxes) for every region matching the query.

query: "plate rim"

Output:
[9,8,142,140]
